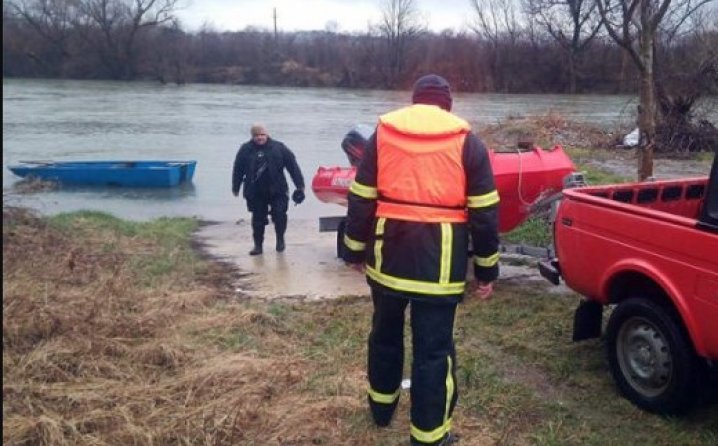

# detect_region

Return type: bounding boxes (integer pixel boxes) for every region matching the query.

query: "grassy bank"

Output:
[3,208,716,445]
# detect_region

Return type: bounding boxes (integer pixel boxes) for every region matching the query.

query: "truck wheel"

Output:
[605,297,700,414]
[336,219,346,258]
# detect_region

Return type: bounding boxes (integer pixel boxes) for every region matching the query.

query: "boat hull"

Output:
[311,145,576,233]
[8,160,197,188]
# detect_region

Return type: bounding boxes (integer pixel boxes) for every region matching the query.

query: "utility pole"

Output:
[273,7,278,41]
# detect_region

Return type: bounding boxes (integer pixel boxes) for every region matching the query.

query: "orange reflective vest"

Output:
[376,104,471,223]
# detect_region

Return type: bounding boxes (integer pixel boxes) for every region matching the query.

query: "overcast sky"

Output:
[176,0,474,33]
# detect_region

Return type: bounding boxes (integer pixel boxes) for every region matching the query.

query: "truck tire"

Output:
[605,297,700,414]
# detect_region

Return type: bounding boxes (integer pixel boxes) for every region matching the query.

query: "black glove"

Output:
[292,189,305,204]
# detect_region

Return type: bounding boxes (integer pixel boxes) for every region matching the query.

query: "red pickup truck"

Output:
[540,152,718,414]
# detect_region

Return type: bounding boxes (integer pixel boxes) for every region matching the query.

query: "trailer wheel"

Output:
[605,297,700,414]
[336,219,346,258]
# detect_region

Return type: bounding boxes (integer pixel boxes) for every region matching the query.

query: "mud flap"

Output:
[538,259,560,285]
[573,300,603,341]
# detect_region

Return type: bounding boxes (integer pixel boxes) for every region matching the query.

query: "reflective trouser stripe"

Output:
[411,355,455,443]
[444,356,454,424]
[368,387,399,404]
[474,251,500,267]
[343,234,366,251]
[410,419,452,444]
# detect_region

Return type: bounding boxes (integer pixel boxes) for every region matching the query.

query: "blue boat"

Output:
[7,160,197,188]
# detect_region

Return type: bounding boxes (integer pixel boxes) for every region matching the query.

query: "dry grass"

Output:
[5,208,459,446]
[478,111,621,151]
[4,207,716,446]
[8,178,60,194]
[2,207,373,446]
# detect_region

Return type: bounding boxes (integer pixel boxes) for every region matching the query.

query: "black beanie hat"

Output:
[411,74,452,111]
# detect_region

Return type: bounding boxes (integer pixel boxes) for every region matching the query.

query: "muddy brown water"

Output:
[4,78,656,220]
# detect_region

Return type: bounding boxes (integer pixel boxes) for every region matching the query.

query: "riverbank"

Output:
[3,207,716,445]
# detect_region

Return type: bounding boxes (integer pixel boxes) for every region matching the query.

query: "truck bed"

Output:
[566,176,709,222]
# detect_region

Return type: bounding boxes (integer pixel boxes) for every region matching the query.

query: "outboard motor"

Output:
[341,124,374,167]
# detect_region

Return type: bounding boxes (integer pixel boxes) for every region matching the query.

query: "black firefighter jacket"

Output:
[341,131,500,304]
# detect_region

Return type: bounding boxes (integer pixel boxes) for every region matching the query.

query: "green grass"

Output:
[194,285,717,445]
[48,210,197,244]
[455,285,718,445]
[696,151,716,164]
[48,210,202,286]
[565,147,631,184]
[502,216,553,246]
[579,164,628,185]
[503,150,632,247]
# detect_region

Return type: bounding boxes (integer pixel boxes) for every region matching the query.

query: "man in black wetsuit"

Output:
[232,124,305,255]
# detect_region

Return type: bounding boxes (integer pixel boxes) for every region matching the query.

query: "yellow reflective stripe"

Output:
[343,235,366,251]
[368,387,399,404]
[445,356,454,423]
[349,181,378,199]
[366,266,465,295]
[375,217,386,236]
[410,419,452,444]
[440,223,452,284]
[467,190,500,208]
[474,251,500,268]
[374,218,385,272]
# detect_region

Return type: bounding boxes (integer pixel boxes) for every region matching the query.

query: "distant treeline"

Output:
[2,0,717,95]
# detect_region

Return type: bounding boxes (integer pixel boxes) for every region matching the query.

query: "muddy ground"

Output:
[193,218,569,301]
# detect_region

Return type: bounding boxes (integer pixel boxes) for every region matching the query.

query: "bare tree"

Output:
[654,3,718,153]
[6,0,80,74]
[470,0,523,43]
[377,0,425,88]
[596,0,713,180]
[3,0,712,95]
[77,0,179,79]
[148,18,186,84]
[525,0,603,93]
[469,0,525,91]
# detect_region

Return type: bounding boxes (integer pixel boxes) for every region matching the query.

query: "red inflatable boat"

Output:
[312,144,577,233]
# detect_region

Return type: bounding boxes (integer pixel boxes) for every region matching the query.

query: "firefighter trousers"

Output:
[367,288,458,445]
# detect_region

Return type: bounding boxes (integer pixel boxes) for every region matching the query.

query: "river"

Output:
[0,78,678,222]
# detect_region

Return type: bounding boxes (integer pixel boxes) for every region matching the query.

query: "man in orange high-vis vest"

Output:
[341,74,500,446]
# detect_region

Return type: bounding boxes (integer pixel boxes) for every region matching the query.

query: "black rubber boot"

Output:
[439,432,459,445]
[368,395,398,427]
[250,217,264,256]
[439,432,459,446]
[274,212,287,252]
[410,432,459,446]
